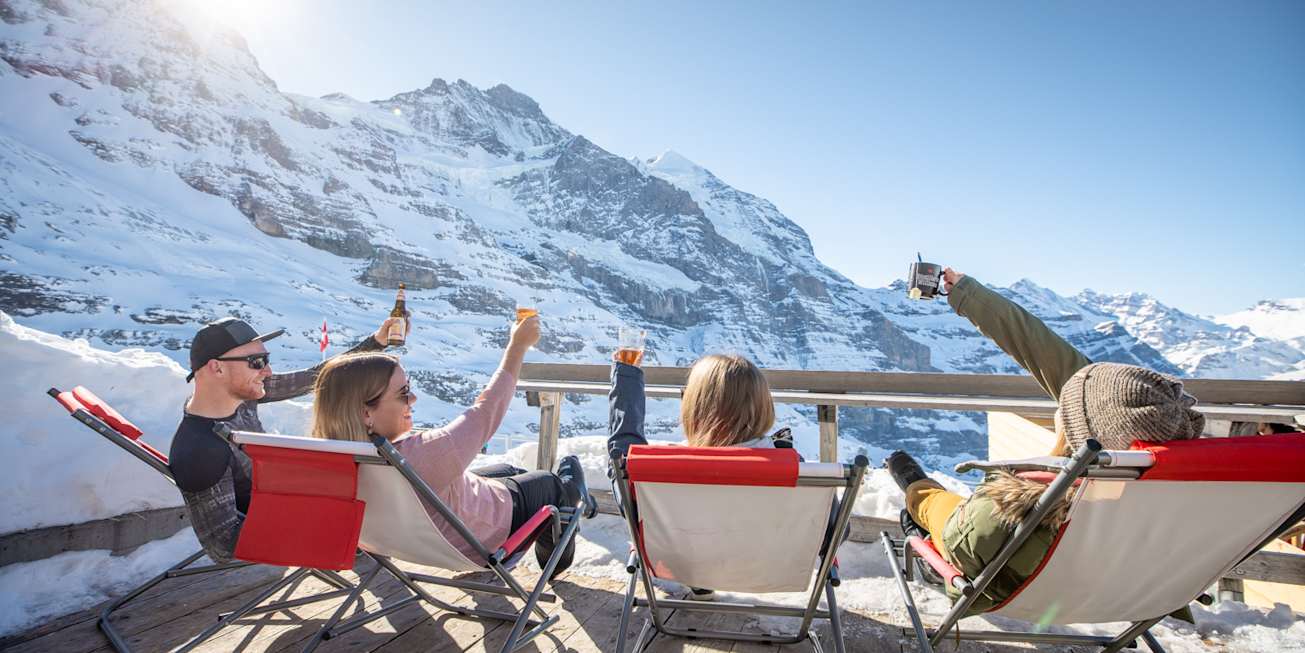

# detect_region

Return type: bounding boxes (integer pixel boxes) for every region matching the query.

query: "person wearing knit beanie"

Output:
[1057,362,1205,452]
[885,268,1212,615]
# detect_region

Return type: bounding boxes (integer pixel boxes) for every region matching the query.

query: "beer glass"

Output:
[615,327,646,367]
[515,304,538,323]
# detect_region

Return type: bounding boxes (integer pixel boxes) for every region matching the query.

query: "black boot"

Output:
[557,455,597,518]
[900,508,927,540]
[884,450,928,492]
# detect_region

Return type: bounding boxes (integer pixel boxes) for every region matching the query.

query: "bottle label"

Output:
[388,318,406,344]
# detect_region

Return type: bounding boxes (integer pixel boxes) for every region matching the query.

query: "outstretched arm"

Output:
[607,361,648,462]
[259,317,405,403]
[945,270,1091,400]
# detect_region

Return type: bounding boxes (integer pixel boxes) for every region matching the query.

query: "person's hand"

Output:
[374,311,413,347]
[509,315,540,352]
[942,268,965,293]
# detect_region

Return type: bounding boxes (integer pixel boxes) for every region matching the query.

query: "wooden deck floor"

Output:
[1,558,1083,653]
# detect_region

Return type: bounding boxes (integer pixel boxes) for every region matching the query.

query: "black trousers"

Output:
[470,464,575,574]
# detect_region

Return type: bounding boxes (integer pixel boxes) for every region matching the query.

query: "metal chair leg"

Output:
[824,579,846,653]
[175,568,311,653]
[615,561,639,653]
[301,563,383,653]
[99,550,207,653]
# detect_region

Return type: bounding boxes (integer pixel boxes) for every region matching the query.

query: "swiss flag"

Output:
[319,319,329,353]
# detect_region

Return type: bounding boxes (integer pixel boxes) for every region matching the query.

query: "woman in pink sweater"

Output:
[309,315,589,576]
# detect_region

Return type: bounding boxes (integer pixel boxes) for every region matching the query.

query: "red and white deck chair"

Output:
[222,426,587,653]
[610,445,869,653]
[885,435,1305,653]
[46,387,357,653]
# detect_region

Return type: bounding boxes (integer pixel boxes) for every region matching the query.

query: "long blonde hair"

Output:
[680,354,776,447]
[311,352,400,443]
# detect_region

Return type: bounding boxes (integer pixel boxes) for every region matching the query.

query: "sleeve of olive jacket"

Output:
[947,275,1092,400]
[259,337,385,403]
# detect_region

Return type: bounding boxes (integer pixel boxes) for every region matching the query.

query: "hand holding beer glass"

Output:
[615,326,646,367]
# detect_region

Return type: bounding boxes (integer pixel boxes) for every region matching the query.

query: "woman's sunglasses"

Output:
[366,383,411,406]
[214,353,271,370]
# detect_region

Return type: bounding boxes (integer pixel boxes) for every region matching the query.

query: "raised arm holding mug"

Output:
[887,267,1205,612]
[171,314,409,562]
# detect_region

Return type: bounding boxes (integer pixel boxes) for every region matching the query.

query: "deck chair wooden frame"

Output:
[610,445,868,653]
[884,435,1305,653]
[47,387,357,653]
[222,427,587,653]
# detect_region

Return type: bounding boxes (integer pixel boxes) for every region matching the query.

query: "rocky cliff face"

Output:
[0,0,1298,463]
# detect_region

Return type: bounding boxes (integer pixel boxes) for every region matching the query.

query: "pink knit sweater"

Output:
[392,367,516,561]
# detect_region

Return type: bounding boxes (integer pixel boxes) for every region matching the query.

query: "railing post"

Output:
[819,404,838,463]
[1218,577,1245,603]
[536,391,562,471]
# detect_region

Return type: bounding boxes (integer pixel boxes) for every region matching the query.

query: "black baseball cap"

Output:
[187,317,284,382]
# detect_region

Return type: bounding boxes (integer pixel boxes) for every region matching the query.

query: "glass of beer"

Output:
[616,327,646,367]
[515,305,538,323]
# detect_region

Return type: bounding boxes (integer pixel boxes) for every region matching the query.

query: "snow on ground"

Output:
[0,529,202,636]
[2,315,1302,649]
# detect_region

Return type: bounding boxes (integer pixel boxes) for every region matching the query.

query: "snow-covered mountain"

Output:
[0,0,1299,464]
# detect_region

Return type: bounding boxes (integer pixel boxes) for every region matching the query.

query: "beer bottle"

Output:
[387,283,407,347]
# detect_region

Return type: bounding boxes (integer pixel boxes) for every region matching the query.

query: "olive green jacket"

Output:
[939,275,1092,612]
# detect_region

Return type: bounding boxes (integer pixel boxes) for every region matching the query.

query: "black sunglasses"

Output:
[366,383,411,406]
[214,353,271,370]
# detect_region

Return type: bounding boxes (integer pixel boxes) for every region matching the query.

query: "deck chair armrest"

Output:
[954,456,1069,475]
[907,536,972,595]
[495,505,558,563]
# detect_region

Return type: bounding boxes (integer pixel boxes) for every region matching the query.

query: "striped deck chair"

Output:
[610,445,869,653]
[47,386,357,653]
[223,428,586,653]
[885,435,1305,653]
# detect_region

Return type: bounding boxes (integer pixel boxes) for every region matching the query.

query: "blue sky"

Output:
[216,1,1304,315]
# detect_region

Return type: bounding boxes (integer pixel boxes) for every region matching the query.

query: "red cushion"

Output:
[234,445,364,570]
[626,445,800,487]
[72,386,144,439]
[54,391,86,414]
[1133,435,1305,483]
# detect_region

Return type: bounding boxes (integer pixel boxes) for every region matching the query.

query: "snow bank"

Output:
[0,530,201,636]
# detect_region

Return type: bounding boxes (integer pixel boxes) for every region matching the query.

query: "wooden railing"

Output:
[518,362,1305,469]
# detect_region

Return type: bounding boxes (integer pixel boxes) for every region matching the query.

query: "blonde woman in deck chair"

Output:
[608,352,844,600]
[310,315,595,579]
[885,268,1206,614]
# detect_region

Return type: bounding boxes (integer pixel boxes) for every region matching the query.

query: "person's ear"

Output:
[362,407,374,431]
[207,359,223,379]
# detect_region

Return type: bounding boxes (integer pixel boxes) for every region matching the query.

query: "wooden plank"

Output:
[6,563,283,653]
[465,570,606,653]
[370,569,535,653]
[1226,551,1305,585]
[0,507,190,567]
[308,565,478,653]
[536,391,562,472]
[818,405,838,463]
[558,576,649,653]
[520,363,1305,407]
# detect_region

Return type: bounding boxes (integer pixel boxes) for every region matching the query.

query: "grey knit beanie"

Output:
[1058,363,1205,452]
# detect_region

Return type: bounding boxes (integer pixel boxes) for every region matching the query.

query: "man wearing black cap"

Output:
[171,316,407,562]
